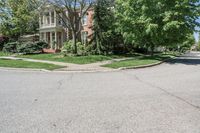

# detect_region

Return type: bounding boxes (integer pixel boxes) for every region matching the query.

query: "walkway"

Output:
[0,56,132,71]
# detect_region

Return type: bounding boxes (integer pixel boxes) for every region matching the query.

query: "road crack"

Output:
[68,73,74,81]
[57,80,63,90]
[123,72,200,111]
[56,73,74,90]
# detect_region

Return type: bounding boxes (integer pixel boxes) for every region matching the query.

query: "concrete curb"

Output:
[53,69,119,73]
[117,56,177,70]
[0,67,51,72]
[0,67,120,73]
[0,55,179,73]
[118,61,164,70]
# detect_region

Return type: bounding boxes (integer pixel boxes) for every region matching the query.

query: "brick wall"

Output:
[82,9,94,41]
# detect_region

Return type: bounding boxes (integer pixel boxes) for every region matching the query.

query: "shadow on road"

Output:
[166,58,200,65]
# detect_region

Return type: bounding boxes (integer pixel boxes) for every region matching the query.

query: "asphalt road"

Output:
[0,52,200,133]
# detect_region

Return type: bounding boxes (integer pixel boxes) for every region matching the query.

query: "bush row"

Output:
[61,40,96,56]
[2,41,48,54]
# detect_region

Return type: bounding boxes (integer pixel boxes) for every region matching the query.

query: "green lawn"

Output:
[17,52,178,67]
[0,59,63,70]
[0,52,10,56]
[102,54,176,69]
[18,54,125,64]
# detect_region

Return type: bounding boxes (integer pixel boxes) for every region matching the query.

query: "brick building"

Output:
[39,3,94,52]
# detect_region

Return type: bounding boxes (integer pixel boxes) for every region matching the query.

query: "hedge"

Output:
[3,42,19,53]
[2,41,48,54]
[17,41,48,54]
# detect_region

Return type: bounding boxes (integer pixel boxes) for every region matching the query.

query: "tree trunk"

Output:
[72,31,77,54]
[96,37,101,55]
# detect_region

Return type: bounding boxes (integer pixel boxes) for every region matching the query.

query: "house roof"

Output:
[38,2,61,11]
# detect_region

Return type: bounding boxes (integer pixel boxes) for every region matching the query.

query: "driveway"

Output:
[0,52,200,133]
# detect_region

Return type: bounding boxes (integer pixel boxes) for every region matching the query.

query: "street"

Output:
[0,52,200,133]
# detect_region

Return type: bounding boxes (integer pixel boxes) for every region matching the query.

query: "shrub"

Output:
[3,42,19,53]
[180,46,190,53]
[61,40,73,56]
[77,42,86,55]
[85,44,96,55]
[17,42,36,54]
[17,41,48,54]
[0,36,9,51]
[61,40,90,56]
[198,44,200,51]
[35,41,48,49]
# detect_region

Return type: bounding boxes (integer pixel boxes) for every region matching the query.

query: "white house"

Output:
[38,4,94,53]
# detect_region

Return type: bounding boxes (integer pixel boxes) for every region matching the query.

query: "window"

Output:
[51,11,54,24]
[82,15,87,25]
[46,12,50,24]
[81,31,88,44]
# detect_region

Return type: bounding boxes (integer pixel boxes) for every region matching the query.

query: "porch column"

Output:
[54,10,57,26]
[43,14,46,25]
[50,32,53,49]
[55,31,57,49]
[49,11,52,25]
[44,32,47,42]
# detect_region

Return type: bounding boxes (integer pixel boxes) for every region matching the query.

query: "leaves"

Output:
[0,0,41,38]
[115,0,200,53]
[92,0,117,54]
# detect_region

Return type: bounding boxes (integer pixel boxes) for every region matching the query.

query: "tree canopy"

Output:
[115,0,200,54]
[92,0,116,54]
[0,0,42,38]
[0,0,199,54]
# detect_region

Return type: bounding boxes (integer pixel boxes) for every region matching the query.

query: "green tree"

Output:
[198,33,200,50]
[180,33,195,52]
[115,0,200,55]
[199,33,200,44]
[93,0,116,54]
[0,0,41,39]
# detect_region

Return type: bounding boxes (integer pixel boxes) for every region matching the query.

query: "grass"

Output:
[102,53,176,69]
[15,51,179,67]
[0,59,64,70]
[0,52,11,56]
[18,53,126,64]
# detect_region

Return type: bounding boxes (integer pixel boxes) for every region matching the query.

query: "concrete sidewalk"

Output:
[0,56,132,71]
[0,56,69,66]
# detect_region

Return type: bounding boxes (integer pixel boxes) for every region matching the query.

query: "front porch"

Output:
[40,30,66,51]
